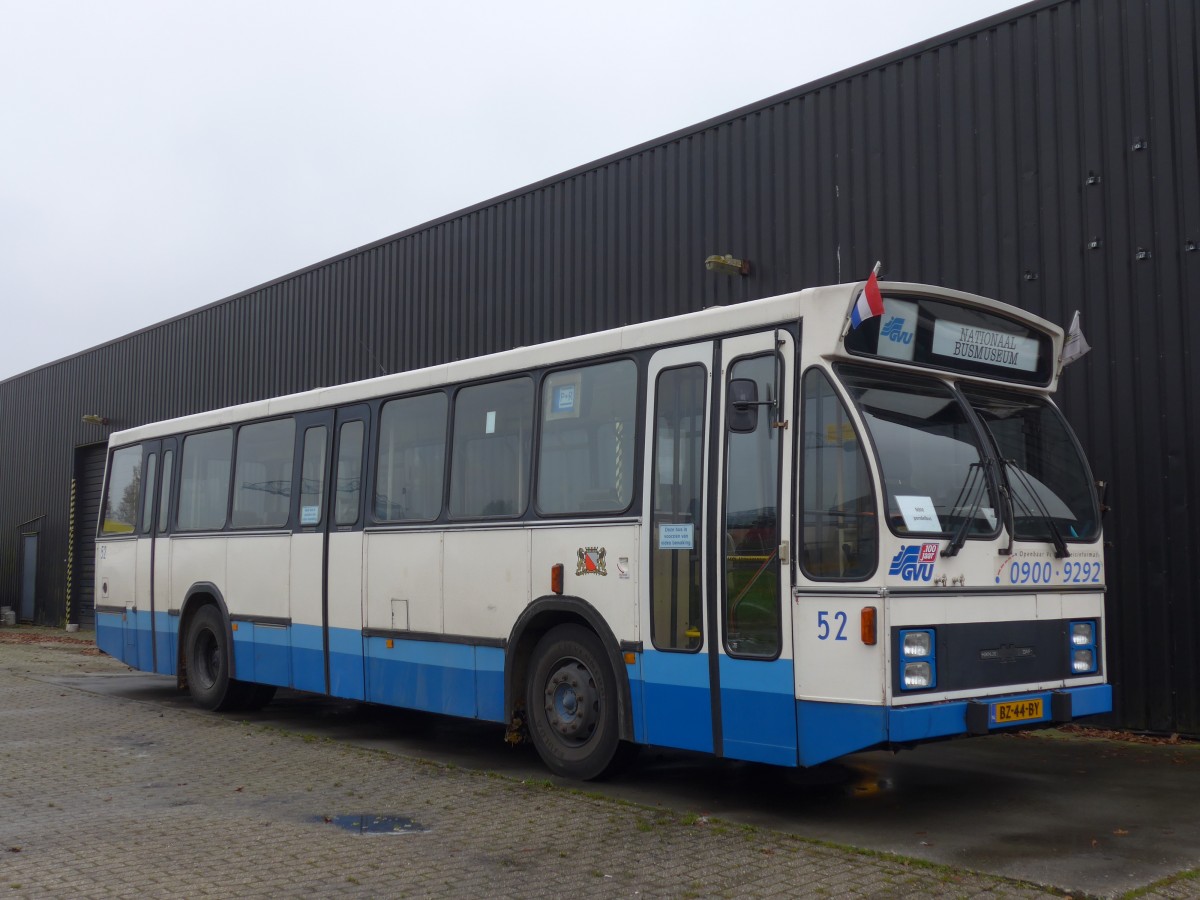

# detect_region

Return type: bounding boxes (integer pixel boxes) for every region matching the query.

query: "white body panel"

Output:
[289,532,324,627]
[443,529,530,639]
[531,523,641,641]
[364,531,444,634]
[169,537,226,608]
[226,534,291,618]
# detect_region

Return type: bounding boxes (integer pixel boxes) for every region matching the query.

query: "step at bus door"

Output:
[714,330,797,766]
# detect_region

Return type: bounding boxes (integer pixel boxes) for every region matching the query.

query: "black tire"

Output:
[184,605,238,711]
[525,624,623,780]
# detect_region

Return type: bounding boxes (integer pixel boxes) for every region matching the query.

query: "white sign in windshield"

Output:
[896,495,943,532]
[931,321,1039,372]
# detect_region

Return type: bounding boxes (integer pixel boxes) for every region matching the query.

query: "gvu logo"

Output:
[889,544,939,582]
[881,316,913,345]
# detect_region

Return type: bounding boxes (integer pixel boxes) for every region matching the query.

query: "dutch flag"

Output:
[850,270,885,329]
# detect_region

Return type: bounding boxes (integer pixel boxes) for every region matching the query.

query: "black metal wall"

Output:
[1,0,1197,733]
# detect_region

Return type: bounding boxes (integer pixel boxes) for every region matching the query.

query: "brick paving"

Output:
[0,627,1184,898]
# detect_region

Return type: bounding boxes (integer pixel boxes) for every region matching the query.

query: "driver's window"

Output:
[800,369,877,580]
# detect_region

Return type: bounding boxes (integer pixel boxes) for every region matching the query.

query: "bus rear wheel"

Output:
[184,605,239,711]
[526,624,622,780]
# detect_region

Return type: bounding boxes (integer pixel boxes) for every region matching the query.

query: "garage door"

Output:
[73,443,108,626]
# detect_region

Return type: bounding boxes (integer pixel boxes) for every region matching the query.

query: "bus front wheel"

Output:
[526,624,621,780]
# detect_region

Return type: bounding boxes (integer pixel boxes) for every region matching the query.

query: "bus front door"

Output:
[715,331,797,766]
[640,330,797,764]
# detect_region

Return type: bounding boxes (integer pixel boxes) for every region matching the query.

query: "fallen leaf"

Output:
[1113,828,1129,836]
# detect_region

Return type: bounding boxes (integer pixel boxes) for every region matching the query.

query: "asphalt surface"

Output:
[2,626,1198,898]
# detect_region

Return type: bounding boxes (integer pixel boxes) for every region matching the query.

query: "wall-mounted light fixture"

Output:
[81,415,111,426]
[705,254,751,276]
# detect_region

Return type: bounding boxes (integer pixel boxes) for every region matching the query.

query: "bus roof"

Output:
[110,281,1064,446]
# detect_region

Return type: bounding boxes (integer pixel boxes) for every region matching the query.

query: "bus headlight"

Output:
[898,628,936,691]
[903,661,934,689]
[1068,620,1098,674]
[903,631,932,658]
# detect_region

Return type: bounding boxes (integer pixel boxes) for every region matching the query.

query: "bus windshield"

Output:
[962,387,1100,542]
[837,366,997,538]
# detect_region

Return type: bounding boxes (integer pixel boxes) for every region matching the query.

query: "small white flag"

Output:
[1061,310,1091,367]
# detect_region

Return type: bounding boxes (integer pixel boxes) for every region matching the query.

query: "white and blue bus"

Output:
[95,280,1110,779]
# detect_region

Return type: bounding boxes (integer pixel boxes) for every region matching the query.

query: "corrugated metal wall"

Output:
[1,0,1197,733]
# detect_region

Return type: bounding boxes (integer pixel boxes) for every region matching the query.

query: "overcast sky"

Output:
[1,0,1030,382]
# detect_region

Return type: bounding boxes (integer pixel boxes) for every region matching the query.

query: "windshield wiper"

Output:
[999,458,1070,559]
[942,462,987,558]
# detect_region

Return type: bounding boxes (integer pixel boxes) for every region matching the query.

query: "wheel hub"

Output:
[544,659,598,743]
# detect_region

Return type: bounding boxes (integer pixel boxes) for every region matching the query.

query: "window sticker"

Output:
[301,505,321,525]
[485,410,496,434]
[659,523,694,550]
[876,299,918,361]
[896,495,943,532]
[931,320,1040,372]
[553,384,576,414]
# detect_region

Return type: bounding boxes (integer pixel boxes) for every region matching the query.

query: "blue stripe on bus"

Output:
[96,609,175,675]
[95,611,124,660]
[328,627,366,700]
[363,635,507,720]
[718,656,798,766]
[290,624,326,694]
[796,700,888,766]
[94,617,1113,769]
[796,683,1114,766]
[231,622,292,688]
[639,649,714,754]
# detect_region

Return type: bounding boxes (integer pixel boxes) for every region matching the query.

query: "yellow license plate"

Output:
[992,698,1043,724]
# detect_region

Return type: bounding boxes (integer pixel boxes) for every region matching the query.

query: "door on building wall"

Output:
[73,443,109,627]
[19,533,38,622]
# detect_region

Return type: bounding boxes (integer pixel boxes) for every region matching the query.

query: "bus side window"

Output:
[376,393,447,521]
[649,365,706,652]
[232,419,296,528]
[449,378,534,519]
[800,370,877,579]
[537,360,637,516]
[299,427,327,526]
[157,449,173,534]
[335,421,365,526]
[177,430,232,532]
[139,452,157,535]
[101,445,143,536]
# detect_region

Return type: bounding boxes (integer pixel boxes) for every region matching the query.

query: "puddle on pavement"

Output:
[315,814,428,835]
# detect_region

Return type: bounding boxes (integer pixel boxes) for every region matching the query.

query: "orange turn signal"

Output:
[551,563,564,595]
[861,607,878,645]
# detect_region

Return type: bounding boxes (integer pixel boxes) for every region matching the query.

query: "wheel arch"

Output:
[177,582,235,687]
[506,595,635,743]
